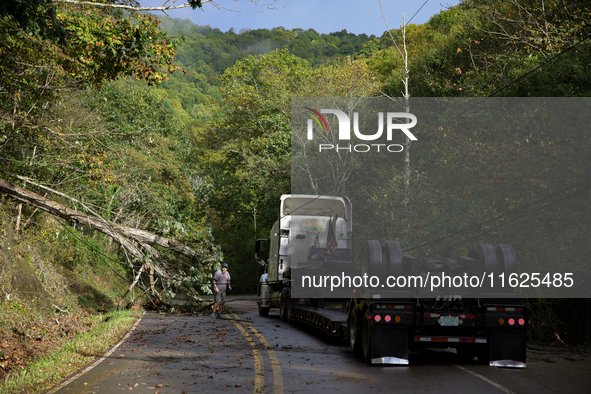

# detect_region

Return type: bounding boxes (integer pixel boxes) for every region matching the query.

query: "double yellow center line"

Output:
[226,314,284,394]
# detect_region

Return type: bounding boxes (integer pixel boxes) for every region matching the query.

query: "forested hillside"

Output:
[0,3,590,389]
[147,16,379,133]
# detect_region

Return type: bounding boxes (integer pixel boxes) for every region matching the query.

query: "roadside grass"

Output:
[0,309,142,394]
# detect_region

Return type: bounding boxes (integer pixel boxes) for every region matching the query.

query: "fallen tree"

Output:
[0,175,217,305]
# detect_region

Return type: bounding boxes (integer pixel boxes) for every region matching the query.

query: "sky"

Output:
[142,0,462,37]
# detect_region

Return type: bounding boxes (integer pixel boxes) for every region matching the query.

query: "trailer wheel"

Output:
[495,244,517,274]
[361,309,372,364]
[280,295,288,322]
[258,304,270,317]
[286,293,294,323]
[469,243,497,273]
[280,289,293,322]
[348,309,362,358]
[363,240,383,277]
[383,240,403,276]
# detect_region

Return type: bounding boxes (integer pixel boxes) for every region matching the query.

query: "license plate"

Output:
[439,316,459,326]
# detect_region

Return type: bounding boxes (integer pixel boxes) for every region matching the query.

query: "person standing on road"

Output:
[212,263,231,318]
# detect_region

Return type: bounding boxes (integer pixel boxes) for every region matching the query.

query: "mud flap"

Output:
[370,326,409,365]
[488,329,527,368]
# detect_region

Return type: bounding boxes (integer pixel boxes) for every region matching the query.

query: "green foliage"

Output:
[164,227,224,296]
[0,2,188,240]
[57,10,184,86]
[0,0,221,298]
[0,202,130,315]
[150,16,377,129]
[86,83,198,230]
[198,49,303,292]
[189,48,378,293]
[0,0,66,43]
[372,0,591,97]
[0,5,183,119]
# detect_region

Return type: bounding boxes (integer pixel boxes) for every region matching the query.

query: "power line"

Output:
[57,220,130,283]
[407,0,429,25]
[434,37,591,129]
[428,186,587,256]
[398,34,591,253]
[488,37,591,98]
[402,181,585,253]
[404,184,587,256]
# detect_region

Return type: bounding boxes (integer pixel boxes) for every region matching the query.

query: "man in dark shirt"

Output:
[211,263,231,318]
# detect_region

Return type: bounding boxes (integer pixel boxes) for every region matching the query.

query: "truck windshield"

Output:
[282,197,346,217]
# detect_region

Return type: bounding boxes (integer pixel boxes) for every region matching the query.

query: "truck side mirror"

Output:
[255,238,269,264]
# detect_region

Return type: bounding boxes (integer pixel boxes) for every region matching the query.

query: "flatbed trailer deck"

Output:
[290,302,348,340]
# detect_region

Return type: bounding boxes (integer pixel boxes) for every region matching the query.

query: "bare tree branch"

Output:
[51,0,280,13]
[53,0,211,12]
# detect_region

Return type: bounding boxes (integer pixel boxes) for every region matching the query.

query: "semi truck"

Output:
[256,194,527,367]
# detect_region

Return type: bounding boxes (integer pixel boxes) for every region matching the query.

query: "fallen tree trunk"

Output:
[0,177,200,260]
[0,176,207,299]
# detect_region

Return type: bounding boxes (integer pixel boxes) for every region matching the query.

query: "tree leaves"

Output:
[56,11,183,86]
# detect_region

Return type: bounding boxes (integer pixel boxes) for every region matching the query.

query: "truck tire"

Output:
[280,294,288,322]
[383,240,403,276]
[361,309,372,364]
[286,292,294,323]
[280,289,294,323]
[469,243,497,273]
[495,244,517,274]
[348,309,362,358]
[258,304,270,317]
[363,240,383,277]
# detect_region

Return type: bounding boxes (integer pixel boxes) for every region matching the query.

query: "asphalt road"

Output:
[46,297,591,394]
